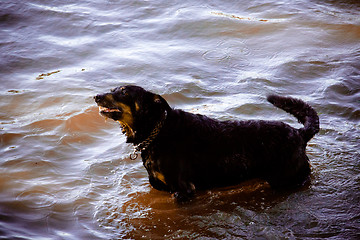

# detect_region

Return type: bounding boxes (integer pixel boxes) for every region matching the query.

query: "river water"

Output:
[1,0,359,239]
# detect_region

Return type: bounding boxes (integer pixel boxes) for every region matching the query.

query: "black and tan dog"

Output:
[94,85,319,202]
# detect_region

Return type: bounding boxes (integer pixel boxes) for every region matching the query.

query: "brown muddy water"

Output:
[0,0,359,239]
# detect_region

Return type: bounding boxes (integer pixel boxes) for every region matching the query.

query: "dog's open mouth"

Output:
[98,106,121,114]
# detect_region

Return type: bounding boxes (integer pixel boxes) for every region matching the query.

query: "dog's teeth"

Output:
[99,106,121,113]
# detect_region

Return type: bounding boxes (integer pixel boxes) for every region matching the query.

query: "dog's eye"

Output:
[120,88,127,96]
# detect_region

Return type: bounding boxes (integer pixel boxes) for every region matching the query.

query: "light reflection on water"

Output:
[1,0,359,239]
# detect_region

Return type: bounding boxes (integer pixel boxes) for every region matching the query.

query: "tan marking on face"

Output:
[135,101,140,112]
[101,94,134,126]
[115,102,133,126]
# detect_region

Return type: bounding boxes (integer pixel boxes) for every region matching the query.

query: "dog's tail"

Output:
[267,95,319,143]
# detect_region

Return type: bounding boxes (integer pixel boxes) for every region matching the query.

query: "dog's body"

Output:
[95,85,319,202]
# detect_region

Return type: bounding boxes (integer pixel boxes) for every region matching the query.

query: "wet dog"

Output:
[94,85,319,202]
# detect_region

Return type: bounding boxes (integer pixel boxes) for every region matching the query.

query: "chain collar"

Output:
[130,110,167,160]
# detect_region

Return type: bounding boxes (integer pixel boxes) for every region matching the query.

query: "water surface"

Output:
[0,0,359,239]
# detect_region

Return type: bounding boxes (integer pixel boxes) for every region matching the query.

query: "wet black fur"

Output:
[95,85,319,202]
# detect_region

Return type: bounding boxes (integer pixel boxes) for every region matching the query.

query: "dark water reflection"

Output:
[1,0,359,239]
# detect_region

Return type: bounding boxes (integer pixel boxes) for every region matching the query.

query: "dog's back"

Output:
[154,95,319,194]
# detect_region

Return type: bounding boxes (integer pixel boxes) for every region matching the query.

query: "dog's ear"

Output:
[154,95,171,111]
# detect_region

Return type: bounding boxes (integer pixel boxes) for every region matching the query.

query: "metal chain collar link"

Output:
[130,111,167,160]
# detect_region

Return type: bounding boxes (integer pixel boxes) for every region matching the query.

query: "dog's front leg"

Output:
[172,180,196,203]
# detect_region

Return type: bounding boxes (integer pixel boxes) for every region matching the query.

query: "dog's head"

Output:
[94,85,170,143]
